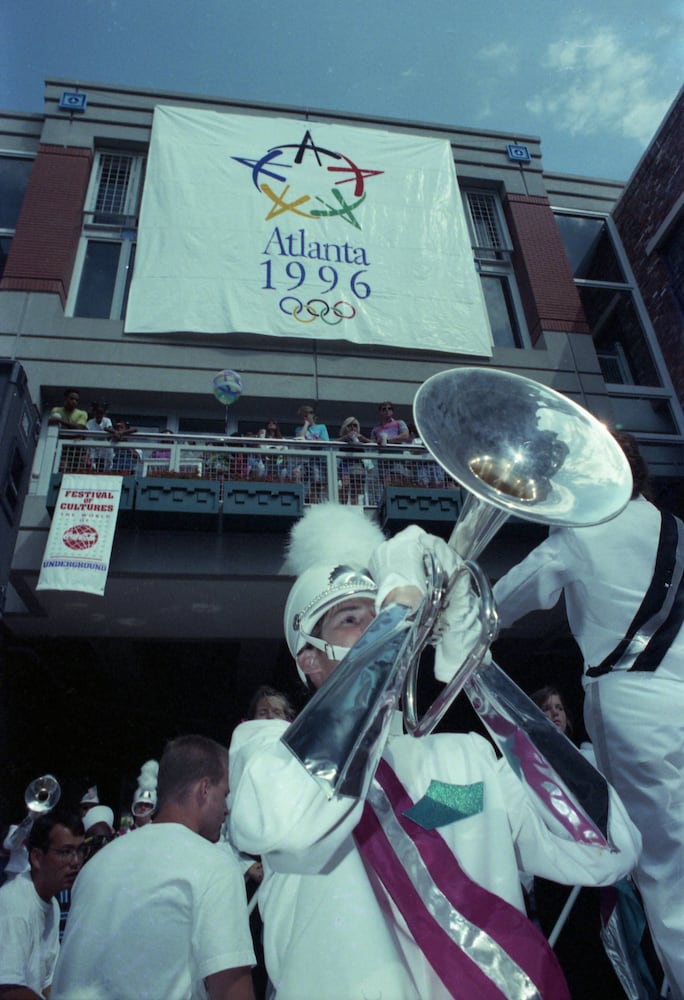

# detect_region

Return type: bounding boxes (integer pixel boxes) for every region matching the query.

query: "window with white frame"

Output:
[462,189,527,348]
[0,153,34,279]
[554,212,661,387]
[67,150,145,319]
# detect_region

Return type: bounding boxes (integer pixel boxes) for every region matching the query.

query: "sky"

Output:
[1,0,682,181]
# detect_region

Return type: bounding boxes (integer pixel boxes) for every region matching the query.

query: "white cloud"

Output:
[526,24,675,145]
[476,40,519,76]
[478,41,515,61]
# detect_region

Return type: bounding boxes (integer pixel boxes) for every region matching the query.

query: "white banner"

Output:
[125,107,492,356]
[37,475,122,596]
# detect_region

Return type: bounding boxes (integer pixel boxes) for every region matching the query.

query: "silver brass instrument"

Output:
[5,774,61,852]
[405,366,633,735]
[282,367,632,844]
[26,774,60,813]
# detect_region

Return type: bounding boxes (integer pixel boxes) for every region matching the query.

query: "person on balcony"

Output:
[293,405,329,503]
[256,421,288,482]
[337,417,373,506]
[371,401,411,446]
[372,402,412,486]
[49,389,90,473]
[86,401,114,471]
[48,389,88,430]
[110,420,141,474]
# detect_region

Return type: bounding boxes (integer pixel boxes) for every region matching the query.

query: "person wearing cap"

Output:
[131,790,155,827]
[77,786,99,820]
[82,806,115,862]
[228,504,641,1000]
[129,759,158,829]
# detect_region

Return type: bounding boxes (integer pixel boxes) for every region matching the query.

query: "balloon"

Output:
[213,370,243,406]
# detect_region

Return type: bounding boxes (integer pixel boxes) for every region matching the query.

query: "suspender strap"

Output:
[587,512,684,677]
[353,758,569,1000]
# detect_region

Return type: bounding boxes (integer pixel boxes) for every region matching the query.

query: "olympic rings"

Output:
[279,297,357,324]
[332,300,356,320]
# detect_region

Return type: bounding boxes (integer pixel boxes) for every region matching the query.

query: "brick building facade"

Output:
[613,85,684,411]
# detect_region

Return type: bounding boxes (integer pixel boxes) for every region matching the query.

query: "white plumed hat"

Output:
[80,785,99,806]
[283,504,385,661]
[132,759,158,814]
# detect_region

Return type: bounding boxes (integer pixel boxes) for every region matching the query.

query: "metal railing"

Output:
[40,431,459,509]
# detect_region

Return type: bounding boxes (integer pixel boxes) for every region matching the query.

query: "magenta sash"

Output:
[354,758,570,999]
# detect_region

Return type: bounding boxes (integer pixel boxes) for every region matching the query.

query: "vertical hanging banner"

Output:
[124,107,492,356]
[37,475,122,596]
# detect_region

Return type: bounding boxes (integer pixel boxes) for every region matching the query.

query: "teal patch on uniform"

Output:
[403,780,484,830]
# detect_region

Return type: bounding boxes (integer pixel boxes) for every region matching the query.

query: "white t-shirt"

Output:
[86,415,113,434]
[0,870,60,996]
[51,822,255,1000]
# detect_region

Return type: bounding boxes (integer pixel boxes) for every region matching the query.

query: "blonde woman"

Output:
[337,417,373,505]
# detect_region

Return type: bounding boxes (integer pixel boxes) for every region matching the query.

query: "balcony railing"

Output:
[41,431,458,510]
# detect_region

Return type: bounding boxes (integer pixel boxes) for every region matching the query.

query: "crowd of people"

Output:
[50,389,142,476]
[211,407,447,502]
[3,412,681,998]
[48,388,455,502]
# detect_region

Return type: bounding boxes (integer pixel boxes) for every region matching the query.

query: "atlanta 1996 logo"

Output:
[233,128,383,326]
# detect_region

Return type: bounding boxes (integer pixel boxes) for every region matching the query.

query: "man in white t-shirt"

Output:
[86,400,114,471]
[0,810,85,999]
[52,734,255,1000]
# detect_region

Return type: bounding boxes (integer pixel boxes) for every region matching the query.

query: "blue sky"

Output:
[2,0,681,181]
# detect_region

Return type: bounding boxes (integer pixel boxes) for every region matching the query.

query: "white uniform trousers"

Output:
[585,672,684,999]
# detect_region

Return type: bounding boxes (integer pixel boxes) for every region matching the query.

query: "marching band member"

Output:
[228,504,640,999]
[493,432,684,999]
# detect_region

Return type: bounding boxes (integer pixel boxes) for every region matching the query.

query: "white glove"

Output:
[369,526,461,611]
[369,527,489,683]
[433,562,490,683]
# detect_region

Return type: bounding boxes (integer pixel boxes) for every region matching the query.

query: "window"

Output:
[73,238,136,319]
[555,212,661,387]
[663,215,684,316]
[463,189,527,348]
[67,150,144,319]
[85,152,145,227]
[554,208,683,441]
[555,214,624,282]
[479,275,522,349]
[465,191,510,259]
[0,154,34,279]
